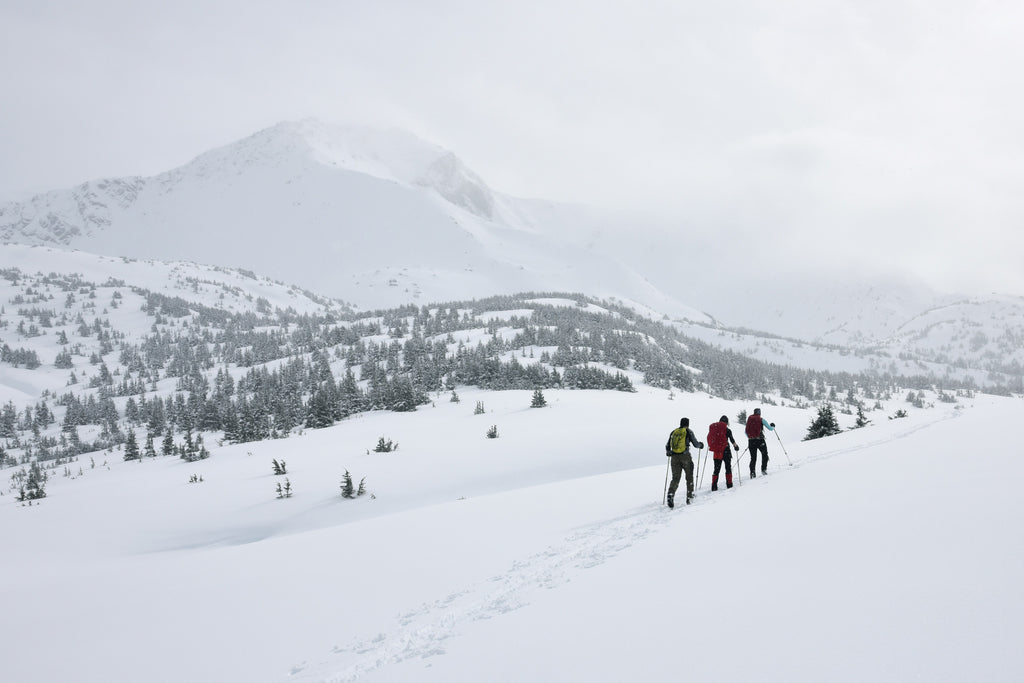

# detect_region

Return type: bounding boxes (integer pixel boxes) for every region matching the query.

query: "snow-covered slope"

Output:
[3,385,1021,682]
[0,240,1019,681]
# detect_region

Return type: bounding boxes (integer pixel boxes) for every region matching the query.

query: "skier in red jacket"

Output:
[707,415,740,491]
[745,407,776,477]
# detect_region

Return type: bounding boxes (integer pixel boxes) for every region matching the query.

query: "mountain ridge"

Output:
[0,119,697,323]
[1,118,1021,365]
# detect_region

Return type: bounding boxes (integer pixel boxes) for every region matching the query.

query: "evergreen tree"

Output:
[305,385,335,429]
[54,348,74,369]
[341,470,355,498]
[853,404,871,429]
[19,462,47,501]
[804,404,842,441]
[0,402,18,438]
[125,397,140,424]
[123,430,140,461]
[530,388,547,408]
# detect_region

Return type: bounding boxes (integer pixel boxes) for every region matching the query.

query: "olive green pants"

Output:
[668,452,694,501]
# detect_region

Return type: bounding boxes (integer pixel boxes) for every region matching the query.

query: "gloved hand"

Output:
[770,422,775,427]
[665,450,672,457]
[698,442,705,449]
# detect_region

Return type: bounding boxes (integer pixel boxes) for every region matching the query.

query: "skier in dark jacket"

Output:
[708,415,740,491]
[745,407,775,477]
[665,417,704,508]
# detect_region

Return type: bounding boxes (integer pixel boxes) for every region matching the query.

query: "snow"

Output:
[1,121,1022,683]
[4,387,1022,682]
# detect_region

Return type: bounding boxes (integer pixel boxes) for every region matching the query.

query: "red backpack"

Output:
[746,413,763,439]
[707,421,728,453]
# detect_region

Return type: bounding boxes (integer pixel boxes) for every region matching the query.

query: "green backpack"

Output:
[669,427,688,454]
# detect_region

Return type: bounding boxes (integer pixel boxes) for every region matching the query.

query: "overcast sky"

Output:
[2,0,1022,295]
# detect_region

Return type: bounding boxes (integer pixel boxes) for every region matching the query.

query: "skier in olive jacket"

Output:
[665,417,704,508]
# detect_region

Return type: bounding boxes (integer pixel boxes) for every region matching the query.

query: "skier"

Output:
[707,415,740,491]
[745,407,776,477]
[665,417,704,508]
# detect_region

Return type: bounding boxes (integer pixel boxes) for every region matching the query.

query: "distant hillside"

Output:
[3,119,1023,369]
[673,292,1024,389]
[1,244,1005,474]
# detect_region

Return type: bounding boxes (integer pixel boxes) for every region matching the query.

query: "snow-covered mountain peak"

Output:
[291,118,496,218]
[415,151,495,218]
[166,121,319,181]
[138,118,498,220]
[287,118,444,180]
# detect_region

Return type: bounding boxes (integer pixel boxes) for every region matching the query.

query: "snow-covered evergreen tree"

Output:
[804,404,842,441]
[530,389,547,408]
[341,470,355,498]
[123,430,140,461]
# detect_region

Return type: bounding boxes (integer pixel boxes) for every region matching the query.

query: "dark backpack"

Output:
[707,421,727,453]
[745,414,763,439]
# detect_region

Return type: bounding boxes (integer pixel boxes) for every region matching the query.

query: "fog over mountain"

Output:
[0,120,711,322]
[0,118,1017,350]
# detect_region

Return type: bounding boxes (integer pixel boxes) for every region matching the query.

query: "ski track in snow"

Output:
[790,407,959,468]
[284,408,959,682]
[285,501,672,681]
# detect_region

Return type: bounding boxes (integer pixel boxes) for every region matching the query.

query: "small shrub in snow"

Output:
[341,470,367,499]
[271,458,287,475]
[474,401,485,415]
[373,437,397,453]
[276,478,292,499]
[486,425,499,439]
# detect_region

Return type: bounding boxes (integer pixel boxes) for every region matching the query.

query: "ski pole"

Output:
[697,448,706,490]
[696,447,705,493]
[663,458,670,505]
[774,430,792,466]
[693,448,701,490]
